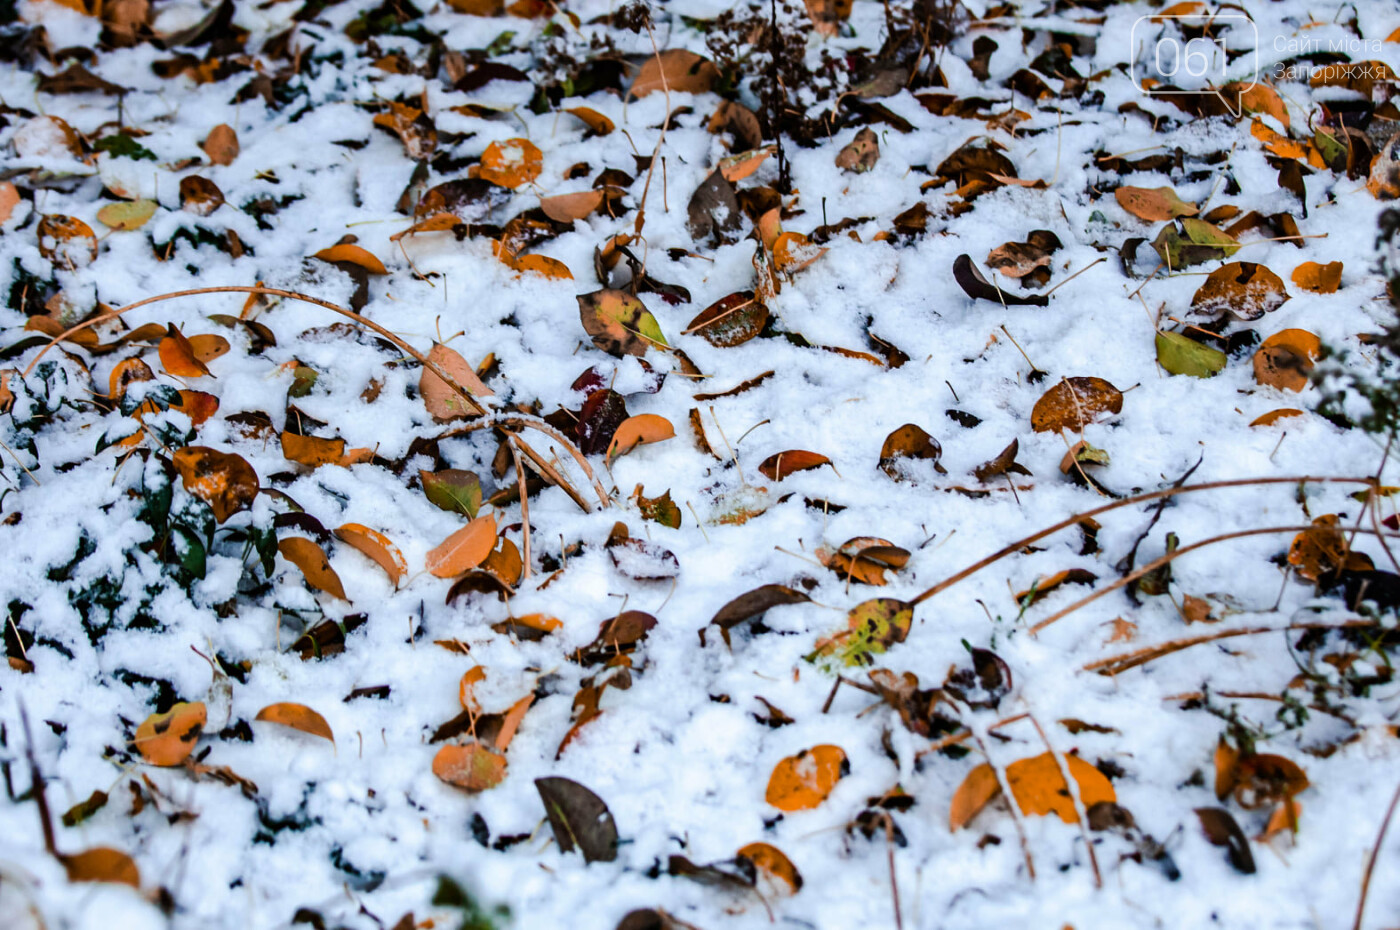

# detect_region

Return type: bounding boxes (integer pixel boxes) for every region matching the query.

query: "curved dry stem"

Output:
[1354,779,1400,930]
[1027,711,1101,889]
[908,476,1376,609]
[1084,619,1376,676]
[1030,524,1400,635]
[435,414,611,509]
[17,285,609,512]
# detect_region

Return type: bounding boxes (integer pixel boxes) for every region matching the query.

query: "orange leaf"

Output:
[1031,377,1123,433]
[950,762,1002,830]
[335,523,407,587]
[1114,186,1198,222]
[1290,261,1342,294]
[391,212,463,241]
[282,431,348,468]
[186,333,230,364]
[765,744,847,811]
[1253,329,1320,392]
[202,124,239,166]
[37,214,97,266]
[773,231,826,274]
[426,513,498,578]
[539,189,605,223]
[511,253,574,280]
[171,446,258,523]
[758,450,832,481]
[133,702,206,767]
[314,244,388,275]
[1249,408,1305,427]
[433,743,508,792]
[172,390,219,427]
[255,702,334,743]
[1005,752,1116,823]
[459,665,487,714]
[278,537,349,600]
[158,325,211,377]
[495,693,535,752]
[108,357,155,400]
[0,182,19,225]
[737,842,803,895]
[565,106,615,136]
[631,49,719,97]
[62,848,141,887]
[421,343,492,421]
[606,414,675,464]
[478,138,543,189]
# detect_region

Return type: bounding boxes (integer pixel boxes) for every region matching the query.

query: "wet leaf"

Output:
[1192,262,1289,320]
[1115,186,1198,222]
[335,523,407,587]
[279,537,349,600]
[1156,331,1227,378]
[421,469,482,518]
[134,701,206,766]
[171,446,258,523]
[607,414,674,464]
[1031,377,1123,433]
[578,289,668,357]
[426,514,498,578]
[255,702,334,743]
[879,423,944,479]
[578,389,629,455]
[536,776,618,862]
[685,291,767,347]
[766,745,847,811]
[759,450,832,481]
[1253,329,1320,391]
[434,743,508,792]
[478,138,543,189]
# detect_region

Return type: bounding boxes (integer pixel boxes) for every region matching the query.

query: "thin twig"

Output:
[1354,779,1400,930]
[1027,711,1101,889]
[507,434,532,582]
[953,699,1035,881]
[1085,619,1376,676]
[19,703,57,857]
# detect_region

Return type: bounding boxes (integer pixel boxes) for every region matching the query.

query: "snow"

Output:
[2,0,1400,928]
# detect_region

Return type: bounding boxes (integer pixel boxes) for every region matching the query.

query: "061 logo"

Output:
[1130,9,1260,108]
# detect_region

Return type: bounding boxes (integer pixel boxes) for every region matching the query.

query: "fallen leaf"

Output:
[37,215,98,267]
[737,842,803,895]
[759,450,832,481]
[949,763,1002,830]
[434,743,508,792]
[565,106,614,136]
[179,176,224,215]
[1191,262,1289,320]
[1031,377,1124,433]
[0,182,20,224]
[478,138,543,189]
[335,524,407,587]
[1156,331,1227,378]
[540,189,605,223]
[952,254,1049,306]
[314,244,388,275]
[1291,261,1342,294]
[1196,807,1257,874]
[579,290,669,357]
[421,468,482,518]
[158,325,211,378]
[809,597,912,664]
[426,514,498,578]
[421,343,492,420]
[1253,329,1320,392]
[685,291,767,347]
[631,49,719,97]
[62,848,141,887]
[1005,752,1115,822]
[203,123,239,165]
[607,414,675,464]
[255,702,334,743]
[836,128,879,173]
[1115,186,1198,222]
[171,446,258,522]
[96,199,157,231]
[773,232,827,275]
[1250,408,1305,427]
[536,776,619,862]
[766,745,847,811]
[278,537,349,600]
[134,702,206,766]
[879,423,944,479]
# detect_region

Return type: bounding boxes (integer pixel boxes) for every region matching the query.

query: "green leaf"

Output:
[289,365,318,398]
[637,488,682,529]
[421,469,482,518]
[1153,219,1240,269]
[1156,331,1227,378]
[94,133,156,161]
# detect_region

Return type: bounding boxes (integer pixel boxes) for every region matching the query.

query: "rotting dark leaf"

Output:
[879,424,945,480]
[535,777,618,863]
[577,389,629,456]
[581,610,658,666]
[952,254,1049,307]
[709,584,812,644]
[1195,807,1256,874]
[973,439,1032,483]
[687,170,742,246]
[685,291,767,347]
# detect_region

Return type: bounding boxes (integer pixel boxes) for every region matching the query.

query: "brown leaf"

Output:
[985,230,1061,281]
[973,438,1033,483]
[1196,807,1256,874]
[631,50,719,97]
[62,848,141,887]
[1031,377,1123,433]
[952,254,1048,306]
[1253,329,1320,392]
[373,102,436,160]
[759,450,832,481]
[1114,186,1198,222]
[1191,262,1289,321]
[688,170,742,245]
[540,189,605,223]
[314,244,388,275]
[426,514,498,578]
[1290,261,1342,293]
[607,414,675,464]
[202,124,239,166]
[578,289,668,357]
[278,537,349,600]
[879,423,944,479]
[255,702,334,743]
[134,702,206,767]
[37,215,97,267]
[765,745,847,811]
[950,763,1002,830]
[171,446,258,522]
[478,138,543,189]
[335,523,407,587]
[836,128,879,173]
[1015,568,1097,607]
[685,291,767,347]
[179,176,224,216]
[710,584,812,635]
[434,743,508,792]
[421,343,492,420]
[281,432,356,468]
[1182,594,1214,623]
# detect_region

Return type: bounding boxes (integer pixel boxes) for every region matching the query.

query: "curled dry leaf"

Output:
[335,523,407,587]
[766,745,848,811]
[1114,186,1198,222]
[62,848,141,887]
[565,106,614,137]
[1287,514,1365,581]
[952,254,1049,306]
[255,702,335,743]
[985,230,1061,282]
[314,244,388,275]
[1291,261,1342,293]
[536,776,619,862]
[171,446,258,523]
[879,423,944,479]
[434,743,508,792]
[134,701,206,766]
[759,450,832,481]
[1253,328,1320,392]
[579,289,669,357]
[426,513,498,578]
[631,49,719,97]
[158,325,211,378]
[421,343,492,420]
[203,123,239,165]
[836,127,879,173]
[478,138,543,189]
[278,537,349,600]
[737,842,803,895]
[607,414,675,464]
[685,291,767,347]
[1031,377,1124,433]
[1191,262,1289,320]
